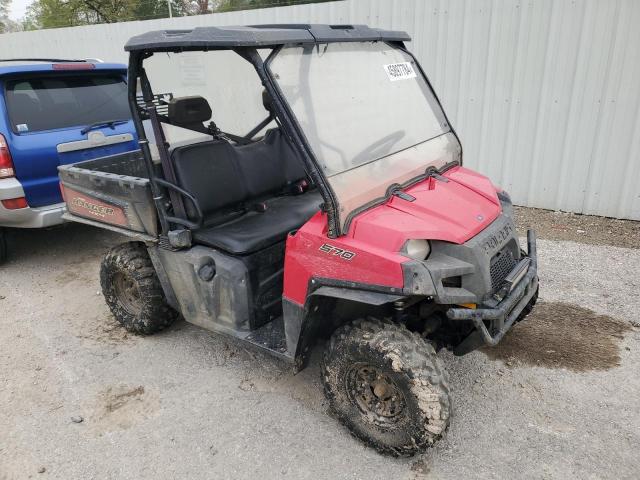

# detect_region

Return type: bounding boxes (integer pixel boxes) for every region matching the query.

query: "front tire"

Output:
[100,242,178,335]
[321,318,451,456]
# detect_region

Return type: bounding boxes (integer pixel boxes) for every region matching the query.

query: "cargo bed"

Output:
[58,150,159,241]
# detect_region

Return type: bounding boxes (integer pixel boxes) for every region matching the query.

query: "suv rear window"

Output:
[5,74,131,133]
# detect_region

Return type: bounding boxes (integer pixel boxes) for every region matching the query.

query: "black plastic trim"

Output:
[153,178,204,229]
[447,230,539,348]
[124,24,411,52]
[128,52,169,235]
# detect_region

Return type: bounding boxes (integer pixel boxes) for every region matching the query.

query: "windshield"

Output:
[5,74,130,134]
[269,42,459,231]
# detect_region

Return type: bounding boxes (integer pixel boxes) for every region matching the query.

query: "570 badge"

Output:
[319,244,356,261]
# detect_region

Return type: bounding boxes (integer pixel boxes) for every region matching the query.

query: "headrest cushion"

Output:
[168,96,212,125]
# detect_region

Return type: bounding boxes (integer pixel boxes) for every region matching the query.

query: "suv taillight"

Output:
[0,134,15,179]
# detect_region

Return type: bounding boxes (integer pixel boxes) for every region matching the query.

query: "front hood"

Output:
[350,166,502,251]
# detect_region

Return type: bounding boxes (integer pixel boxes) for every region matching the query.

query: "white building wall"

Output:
[2,0,639,219]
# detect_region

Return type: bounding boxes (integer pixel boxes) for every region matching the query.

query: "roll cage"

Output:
[125,24,461,239]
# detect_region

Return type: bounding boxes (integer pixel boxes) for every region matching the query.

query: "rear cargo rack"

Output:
[58,150,160,239]
[136,93,173,117]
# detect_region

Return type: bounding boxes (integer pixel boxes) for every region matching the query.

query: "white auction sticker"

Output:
[383,62,417,81]
[180,55,206,86]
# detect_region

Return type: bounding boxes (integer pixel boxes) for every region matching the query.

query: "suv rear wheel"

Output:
[0,228,7,264]
[321,318,451,456]
[100,242,178,334]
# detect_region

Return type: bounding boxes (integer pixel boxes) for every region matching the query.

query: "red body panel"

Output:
[283,166,501,305]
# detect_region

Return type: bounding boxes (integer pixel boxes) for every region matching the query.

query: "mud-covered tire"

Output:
[0,228,7,265]
[321,318,451,456]
[100,242,178,335]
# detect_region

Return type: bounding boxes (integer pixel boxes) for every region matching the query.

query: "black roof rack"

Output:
[124,24,410,52]
[0,58,90,63]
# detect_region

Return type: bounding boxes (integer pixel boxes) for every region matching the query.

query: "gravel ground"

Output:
[514,206,640,249]
[0,212,639,480]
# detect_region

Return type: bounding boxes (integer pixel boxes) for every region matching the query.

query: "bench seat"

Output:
[171,128,320,255]
[192,192,322,254]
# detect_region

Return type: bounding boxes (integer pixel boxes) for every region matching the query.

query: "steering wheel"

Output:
[351,131,406,166]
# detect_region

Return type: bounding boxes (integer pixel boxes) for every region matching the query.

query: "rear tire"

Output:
[321,318,451,456]
[100,242,178,335]
[0,228,7,265]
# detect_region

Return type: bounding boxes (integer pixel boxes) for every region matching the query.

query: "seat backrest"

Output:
[172,140,247,220]
[234,129,307,198]
[168,96,212,132]
[171,129,308,223]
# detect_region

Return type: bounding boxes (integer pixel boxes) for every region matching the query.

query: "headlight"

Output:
[402,239,431,261]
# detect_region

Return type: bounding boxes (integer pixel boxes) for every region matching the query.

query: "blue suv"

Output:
[0,59,138,262]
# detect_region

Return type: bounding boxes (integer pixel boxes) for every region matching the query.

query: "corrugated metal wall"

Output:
[2,0,639,219]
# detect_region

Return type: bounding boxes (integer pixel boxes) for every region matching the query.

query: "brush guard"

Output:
[447,230,538,355]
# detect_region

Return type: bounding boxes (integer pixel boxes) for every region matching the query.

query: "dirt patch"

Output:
[90,384,158,432]
[76,314,134,345]
[238,378,256,392]
[55,269,91,285]
[410,458,431,479]
[484,302,632,372]
[104,385,145,413]
[95,316,133,344]
[514,206,640,249]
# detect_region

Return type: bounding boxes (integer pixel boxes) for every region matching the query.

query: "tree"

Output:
[21,0,337,30]
[0,0,16,32]
[216,0,335,13]
[193,0,210,15]
[23,0,193,29]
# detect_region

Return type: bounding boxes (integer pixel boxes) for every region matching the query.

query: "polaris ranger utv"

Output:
[58,24,538,456]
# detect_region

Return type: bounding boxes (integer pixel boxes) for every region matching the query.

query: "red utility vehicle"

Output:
[59,25,539,456]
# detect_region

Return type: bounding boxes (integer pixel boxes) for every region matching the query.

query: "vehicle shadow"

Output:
[1,222,122,266]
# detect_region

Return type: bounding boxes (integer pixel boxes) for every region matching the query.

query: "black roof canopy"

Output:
[124,24,411,52]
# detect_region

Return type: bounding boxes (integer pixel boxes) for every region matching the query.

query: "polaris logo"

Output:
[482,223,513,255]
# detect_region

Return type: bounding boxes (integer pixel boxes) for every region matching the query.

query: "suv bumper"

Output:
[0,178,65,228]
[446,230,539,355]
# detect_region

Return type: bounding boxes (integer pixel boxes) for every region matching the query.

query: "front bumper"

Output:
[446,230,539,355]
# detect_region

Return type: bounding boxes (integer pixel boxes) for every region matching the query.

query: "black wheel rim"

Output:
[345,363,407,426]
[113,272,142,316]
